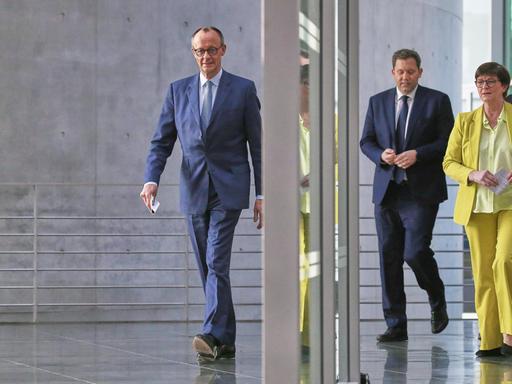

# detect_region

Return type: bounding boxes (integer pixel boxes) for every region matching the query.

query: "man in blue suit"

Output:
[360,49,453,342]
[140,26,262,359]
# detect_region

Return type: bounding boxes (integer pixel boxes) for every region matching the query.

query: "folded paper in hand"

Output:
[488,169,509,195]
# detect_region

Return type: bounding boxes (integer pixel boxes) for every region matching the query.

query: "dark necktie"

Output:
[394,95,408,183]
[396,95,409,152]
[201,80,213,133]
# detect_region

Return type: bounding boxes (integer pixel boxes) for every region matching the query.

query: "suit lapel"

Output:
[505,102,512,145]
[186,74,201,128]
[404,85,424,148]
[468,107,483,169]
[208,71,231,128]
[385,89,397,148]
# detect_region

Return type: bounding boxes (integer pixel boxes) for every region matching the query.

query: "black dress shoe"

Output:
[501,343,512,356]
[431,308,449,334]
[475,347,502,357]
[376,327,408,342]
[217,344,236,359]
[192,334,219,359]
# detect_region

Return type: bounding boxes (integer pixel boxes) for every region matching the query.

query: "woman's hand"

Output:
[468,170,499,187]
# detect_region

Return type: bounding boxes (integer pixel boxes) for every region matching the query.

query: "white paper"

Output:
[150,198,160,214]
[488,169,510,195]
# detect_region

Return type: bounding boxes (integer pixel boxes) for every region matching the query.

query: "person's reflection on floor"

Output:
[379,343,449,383]
[195,358,237,384]
[479,360,512,384]
[378,342,408,384]
[429,345,449,384]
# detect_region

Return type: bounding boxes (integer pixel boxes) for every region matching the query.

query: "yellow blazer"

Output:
[443,102,512,225]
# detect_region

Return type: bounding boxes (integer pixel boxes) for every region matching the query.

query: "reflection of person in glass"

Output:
[443,62,512,358]
[360,49,453,343]
[299,64,310,351]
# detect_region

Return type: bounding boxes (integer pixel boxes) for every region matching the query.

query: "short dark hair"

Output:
[191,26,224,46]
[392,49,421,69]
[475,62,510,98]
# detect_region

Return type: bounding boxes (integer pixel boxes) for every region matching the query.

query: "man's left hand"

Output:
[394,150,417,169]
[253,199,263,229]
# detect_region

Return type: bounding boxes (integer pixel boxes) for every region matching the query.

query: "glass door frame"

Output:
[262,0,360,382]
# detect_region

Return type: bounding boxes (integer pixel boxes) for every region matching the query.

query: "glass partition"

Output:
[506,0,512,76]
[299,0,322,382]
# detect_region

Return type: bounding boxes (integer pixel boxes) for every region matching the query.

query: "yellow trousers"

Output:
[465,210,512,350]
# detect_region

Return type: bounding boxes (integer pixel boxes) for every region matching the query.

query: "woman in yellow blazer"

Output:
[443,62,512,357]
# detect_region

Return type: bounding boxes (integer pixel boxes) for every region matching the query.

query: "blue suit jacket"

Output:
[144,70,262,214]
[360,85,454,205]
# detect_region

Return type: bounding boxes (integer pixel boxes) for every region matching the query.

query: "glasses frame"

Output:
[192,46,224,58]
[475,79,499,88]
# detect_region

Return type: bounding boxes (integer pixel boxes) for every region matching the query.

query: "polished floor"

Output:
[361,320,512,383]
[0,320,509,383]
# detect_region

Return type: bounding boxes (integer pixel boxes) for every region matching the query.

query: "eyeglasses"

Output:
[475,79,498,88]
[192,46,223,57]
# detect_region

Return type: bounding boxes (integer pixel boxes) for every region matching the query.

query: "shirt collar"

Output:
[200,68,223,87]
[396,84,419,102]
[483,105,507,128]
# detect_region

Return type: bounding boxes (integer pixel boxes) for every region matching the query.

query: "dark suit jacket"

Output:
[144,70,262,214]
[506,94,512,103]
[360,85,454,205]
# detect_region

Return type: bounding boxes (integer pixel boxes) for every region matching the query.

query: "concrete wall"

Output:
[0,0,468,324]
[358,0,464,320]
[0,0,262,322]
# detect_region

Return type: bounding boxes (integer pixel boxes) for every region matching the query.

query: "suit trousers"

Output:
[187,181,241,346]
[375,182,446,329]
[465,210,512,350]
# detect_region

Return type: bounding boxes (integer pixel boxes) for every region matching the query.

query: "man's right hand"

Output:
[381,148,396,165]
[140,183,158,212]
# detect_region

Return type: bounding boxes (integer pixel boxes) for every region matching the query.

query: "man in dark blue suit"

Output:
[360,49,453,342]
[140,26,262,358]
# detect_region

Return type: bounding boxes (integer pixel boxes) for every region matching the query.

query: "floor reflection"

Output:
[195,358,237,384]
[361,320,512,383]
[0,321,511,383]
[479,360,512,384]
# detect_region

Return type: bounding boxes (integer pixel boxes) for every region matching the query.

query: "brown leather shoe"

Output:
[192,334,219,359]
[193,334,236,360]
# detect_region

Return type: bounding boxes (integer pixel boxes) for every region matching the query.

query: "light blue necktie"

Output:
[201,81,213,133]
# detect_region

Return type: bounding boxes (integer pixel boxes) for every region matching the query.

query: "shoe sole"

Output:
[376,336,408,343]
[192,337,218,359]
